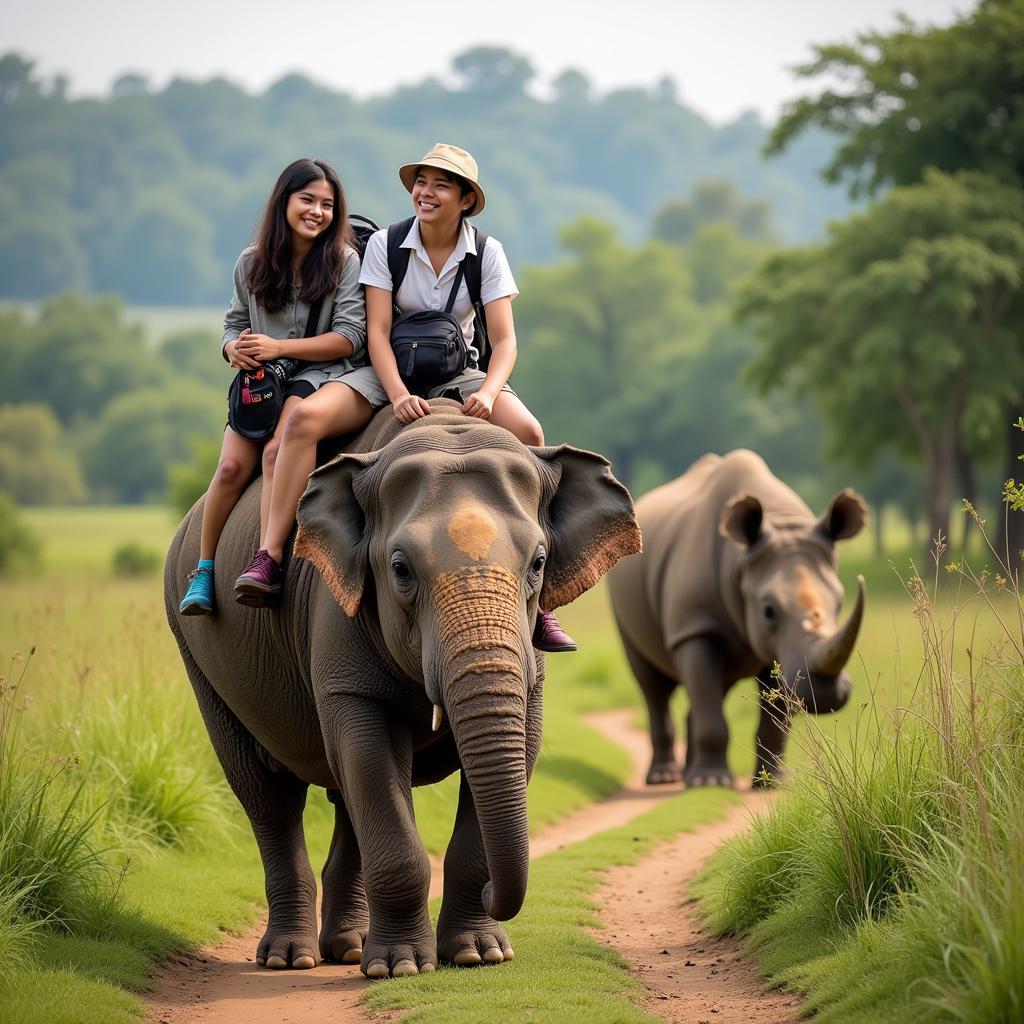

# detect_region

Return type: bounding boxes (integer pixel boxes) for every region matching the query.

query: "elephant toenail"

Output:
[341,948,362,964]
[483,947,504,962]
[419,961,435,972]
[454,949,482,965]
[366,960,388,978]
[266,955,288,969]
[392,959,418,977]
[293,955,316,969]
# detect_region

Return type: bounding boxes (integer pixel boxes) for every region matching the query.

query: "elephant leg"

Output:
[622,638,680,784]
[326,695,435,979]
[318,790,369,963]
[436,773,514,966]
[437,677,542,968]
[753,668,789,788]
[176,644,318,968]
[673,638,733,788]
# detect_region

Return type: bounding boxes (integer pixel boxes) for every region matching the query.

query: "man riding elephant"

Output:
[165,400,640,978]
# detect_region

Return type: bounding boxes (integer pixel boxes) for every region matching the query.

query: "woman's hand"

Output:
[462,389,495,420]
[234,330,282,363]
[393,392,432,424]
[226,333,261,370]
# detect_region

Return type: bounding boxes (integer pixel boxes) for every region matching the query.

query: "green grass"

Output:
[3,504,1017,1023]
[365,786,741,1024]
[693,551,1024,1023]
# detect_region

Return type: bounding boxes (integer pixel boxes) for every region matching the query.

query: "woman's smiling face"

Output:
[411,167,475,225]
[286,177,335,244]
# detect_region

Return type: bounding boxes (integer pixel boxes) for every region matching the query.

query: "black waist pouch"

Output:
[389,261,473,395]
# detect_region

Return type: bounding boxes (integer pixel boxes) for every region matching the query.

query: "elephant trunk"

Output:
[810,574,866,678]
[432,565,531,922]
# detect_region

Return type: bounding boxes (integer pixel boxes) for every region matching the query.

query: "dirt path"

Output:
[146,711,793,1024]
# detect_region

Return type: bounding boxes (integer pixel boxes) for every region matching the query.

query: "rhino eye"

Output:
[760,601,779,628]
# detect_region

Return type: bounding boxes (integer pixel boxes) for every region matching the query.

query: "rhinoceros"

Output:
[608,450,866,788]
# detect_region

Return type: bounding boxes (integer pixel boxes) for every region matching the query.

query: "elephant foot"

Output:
[256,920,319,970]
[437,922,514,966]
[319,924,367,964]
[362,924,437,979]
[646,758,682,785]
[684,760,734,789]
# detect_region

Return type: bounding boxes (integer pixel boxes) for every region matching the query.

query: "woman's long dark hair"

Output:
[246,158,353,313]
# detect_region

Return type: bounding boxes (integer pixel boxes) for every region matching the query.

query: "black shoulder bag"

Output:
[385,218,493,392]
[226,296,323,441]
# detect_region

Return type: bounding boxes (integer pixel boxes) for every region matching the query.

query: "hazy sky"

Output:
[7,0,966,123]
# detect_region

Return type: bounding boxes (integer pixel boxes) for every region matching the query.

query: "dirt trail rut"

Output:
[146,711,794,1024]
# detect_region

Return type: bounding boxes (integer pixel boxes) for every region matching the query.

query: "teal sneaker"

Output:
[180,565,215,616]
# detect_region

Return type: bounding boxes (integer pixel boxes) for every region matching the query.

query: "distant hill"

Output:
[0,48,850,304]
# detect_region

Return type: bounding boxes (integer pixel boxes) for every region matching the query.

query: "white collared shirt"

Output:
[359,218,518,363]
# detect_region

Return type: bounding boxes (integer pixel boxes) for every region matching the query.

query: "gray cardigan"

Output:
[221,245,368,382]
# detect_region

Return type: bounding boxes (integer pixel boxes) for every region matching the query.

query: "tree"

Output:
[652,180,776,247]
[451,47,535,97]
[769,0,1024,196]
[0,405,85,504]
[81,385,223,503]
[8,292,163,427]
[551,69,591,104]
[0,53,38,104]
[767,0,1024,554]
[0,492,41,576]
[737,170,1024,555]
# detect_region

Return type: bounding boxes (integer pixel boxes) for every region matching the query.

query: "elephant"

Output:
[164,400,640,978]
[607,449,866,789]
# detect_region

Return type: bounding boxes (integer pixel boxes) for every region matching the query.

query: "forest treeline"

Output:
[0,46,849,303]
[1,0,1023,562]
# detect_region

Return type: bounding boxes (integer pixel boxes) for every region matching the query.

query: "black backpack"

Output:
[385,216,492,371]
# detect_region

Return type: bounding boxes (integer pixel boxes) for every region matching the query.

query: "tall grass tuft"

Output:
[0,651,115,934]
[694,520,1024,1023]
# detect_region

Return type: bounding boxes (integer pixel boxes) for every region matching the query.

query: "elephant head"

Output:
[293,415,640,921]
[719,488,867,714]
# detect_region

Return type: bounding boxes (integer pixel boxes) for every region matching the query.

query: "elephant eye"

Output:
[760,600,779,628]
[530,547,546,575]
[391,553,413,584]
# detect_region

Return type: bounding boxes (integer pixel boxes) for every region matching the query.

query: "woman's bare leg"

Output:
[259,394,305,540]
[199,428,261,561]
[487,392,544,446]
[261,383,374,563]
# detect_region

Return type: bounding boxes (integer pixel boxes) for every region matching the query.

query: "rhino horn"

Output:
[810,575,866,677]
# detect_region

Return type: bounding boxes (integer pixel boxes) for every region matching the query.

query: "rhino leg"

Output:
[622,638,682,784]
[752,667,789,789]
[674,638,734,789]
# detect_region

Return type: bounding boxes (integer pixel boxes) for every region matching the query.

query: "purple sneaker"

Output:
[532,609,577,653]
[234,549,282,607]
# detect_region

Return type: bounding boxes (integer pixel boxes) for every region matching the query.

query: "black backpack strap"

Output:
[386,217,416,298]
[464,227,491,370]
[463,227,488,306]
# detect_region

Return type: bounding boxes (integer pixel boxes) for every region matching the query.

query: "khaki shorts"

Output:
[332,366,514,409]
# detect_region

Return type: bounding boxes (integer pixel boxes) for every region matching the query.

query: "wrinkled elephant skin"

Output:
[608,450,866,789]
[165,401,640,978]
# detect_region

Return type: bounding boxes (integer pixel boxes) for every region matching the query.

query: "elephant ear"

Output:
[814,488,868,544]
[531,445,642,611]
[719,493,770,548]
[293,452,379,617]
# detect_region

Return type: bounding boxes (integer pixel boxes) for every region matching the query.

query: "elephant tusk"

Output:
[432,704,444,732]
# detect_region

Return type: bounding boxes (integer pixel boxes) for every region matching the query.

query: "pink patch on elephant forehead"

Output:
[447,502,498,561]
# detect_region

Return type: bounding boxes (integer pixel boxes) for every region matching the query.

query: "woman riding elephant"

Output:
[179,158,372,616]
[351,143,577,652]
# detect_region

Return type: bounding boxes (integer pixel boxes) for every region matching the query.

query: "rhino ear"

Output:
[719,493,767,548]
[816,489,867,543]
[531,445,641,611]
[293,451,379,616]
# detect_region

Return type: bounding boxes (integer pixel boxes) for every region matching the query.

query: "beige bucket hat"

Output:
[399,143,485,217]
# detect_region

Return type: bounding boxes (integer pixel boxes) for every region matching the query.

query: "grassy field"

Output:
[0,503,1014,1022]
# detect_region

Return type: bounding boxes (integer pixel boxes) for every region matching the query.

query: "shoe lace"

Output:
[186,566,213,584]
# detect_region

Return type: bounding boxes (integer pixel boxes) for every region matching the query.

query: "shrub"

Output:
[111,543,161,577]
[0,492,41,576]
